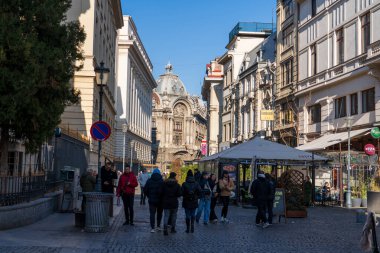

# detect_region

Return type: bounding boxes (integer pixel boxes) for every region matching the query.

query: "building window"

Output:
[174,121,182,131]
[361,12,371,53]
[282,59,293,87]
[362,88,375,113]
[173,134,182,146]
[311,0,317,17]
[350,93,358,115]
[283,25,293,48]
[336,29,344,65]
[310,44,317,76]
[334,96,347,118]
[284,0,293,20]
[308,104,321,124]
[281,103,294,125]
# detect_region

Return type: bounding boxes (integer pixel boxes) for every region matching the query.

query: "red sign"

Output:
[364,144,376,156]
[201,140,207,156]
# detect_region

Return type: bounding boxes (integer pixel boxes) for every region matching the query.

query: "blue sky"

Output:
[121,0,276,97]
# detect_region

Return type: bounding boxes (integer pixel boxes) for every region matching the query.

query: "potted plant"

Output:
[358,171,368,208]
[351,188,362,208]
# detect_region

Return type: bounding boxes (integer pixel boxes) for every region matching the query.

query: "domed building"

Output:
[152,64,207,175]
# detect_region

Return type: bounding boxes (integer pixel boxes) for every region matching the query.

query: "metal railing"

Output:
[0,172,63,207]
[229,22,274,42]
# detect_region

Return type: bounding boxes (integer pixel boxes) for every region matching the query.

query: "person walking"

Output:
[196,172,212,225]
[304,176,312,206]
[251,171,271,228]
[208,173,219,223]
[101,161,118,193]
[80,168,97,211]
[138,168,149,205]
[181,170,201,233]
[219,170,235,223]
[116,165,138,226]
[161,172,182,236]
[265,173,276,225]
[144,168,164,233]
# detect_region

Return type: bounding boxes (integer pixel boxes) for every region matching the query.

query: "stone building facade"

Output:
[296,0,380,145]
[274,0,299,147]
[115,16,156,170]
[152,64,207,174]
[62,0,123,168]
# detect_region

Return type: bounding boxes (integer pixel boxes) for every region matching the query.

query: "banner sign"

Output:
[201,140,207,156]
[260,110,274,121]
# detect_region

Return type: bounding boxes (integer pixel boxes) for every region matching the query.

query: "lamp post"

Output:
[122,122,128,172]
[94,61,110,191]
[346,116,353,208]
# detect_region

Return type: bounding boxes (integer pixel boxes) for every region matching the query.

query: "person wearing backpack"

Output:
[181,170,201,233]
[251,171,271,228]
[196,171,212,225]
[161,172,182,236]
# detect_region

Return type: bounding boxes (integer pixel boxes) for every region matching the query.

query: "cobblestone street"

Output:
[0,200,378,253]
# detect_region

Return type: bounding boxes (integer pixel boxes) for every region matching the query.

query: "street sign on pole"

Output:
[90,121,111,141]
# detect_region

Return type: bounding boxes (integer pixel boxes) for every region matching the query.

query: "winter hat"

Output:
[169,172,177,179]
[187,170,193,177]
[153,168,161,174]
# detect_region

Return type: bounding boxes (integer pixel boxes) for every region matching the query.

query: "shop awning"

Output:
[296,128,371,152]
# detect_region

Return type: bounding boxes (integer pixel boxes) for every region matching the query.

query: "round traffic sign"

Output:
[90,121,111,141]
[371,127,380,139]
[364,143,376,156]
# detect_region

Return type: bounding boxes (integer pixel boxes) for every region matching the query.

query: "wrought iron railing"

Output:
[0,172,63,207]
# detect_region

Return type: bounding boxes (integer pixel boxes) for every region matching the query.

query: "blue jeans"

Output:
[185,208,196,219]
[196,198,211,223]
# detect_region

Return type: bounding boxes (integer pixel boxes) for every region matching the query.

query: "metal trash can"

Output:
[83,192,113,233]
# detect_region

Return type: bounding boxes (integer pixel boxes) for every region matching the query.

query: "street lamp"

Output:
[122,122,128,172]
[94,61,110,191]
[345,116,353,208]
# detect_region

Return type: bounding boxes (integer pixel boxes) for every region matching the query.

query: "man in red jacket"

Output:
[117,165,138,225]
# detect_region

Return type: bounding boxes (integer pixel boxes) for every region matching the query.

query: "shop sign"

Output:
[364,144,376,156]
[260,110,274,121]
[370,127,380,139]
[201,140,207,156]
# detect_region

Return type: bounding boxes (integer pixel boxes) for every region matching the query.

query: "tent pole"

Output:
[339,142,343,207]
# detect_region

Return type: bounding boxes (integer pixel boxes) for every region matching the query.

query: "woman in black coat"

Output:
[181,170,201,233]
[161,172,182,235]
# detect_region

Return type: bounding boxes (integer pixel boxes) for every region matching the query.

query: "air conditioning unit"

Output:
[248,92,254,99]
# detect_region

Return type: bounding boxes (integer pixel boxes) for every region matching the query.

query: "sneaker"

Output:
[150,229,156,233]
[262,222,270,228]
[224,218,229,223]
[255,223,262,227]
[220,217,225,223]
[155,226,162,232]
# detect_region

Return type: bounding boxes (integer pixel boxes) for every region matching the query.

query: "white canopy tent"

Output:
[201,137,328,162]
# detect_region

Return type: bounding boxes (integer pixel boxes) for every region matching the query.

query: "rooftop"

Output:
[229,22,274,42]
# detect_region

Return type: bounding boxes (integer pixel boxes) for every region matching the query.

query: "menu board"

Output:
[273,188,286,223]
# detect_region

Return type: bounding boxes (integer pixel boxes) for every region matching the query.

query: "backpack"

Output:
[187,183,196,201]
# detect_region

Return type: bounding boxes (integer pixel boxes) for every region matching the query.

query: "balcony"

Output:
[367,40,380,64]
[229,22,274,42]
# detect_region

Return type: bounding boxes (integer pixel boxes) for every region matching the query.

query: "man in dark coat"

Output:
[181,170,201,233]
[251,171,271,228]
[265,173,276,225]
[144,168,164,232]
[101,161,117,193]
[161,172,182,235]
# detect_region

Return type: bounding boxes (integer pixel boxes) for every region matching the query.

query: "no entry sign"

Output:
[90,121,111,141]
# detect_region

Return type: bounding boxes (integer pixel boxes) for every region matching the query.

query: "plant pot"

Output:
[351,198,362,207]
[286,210,307,218]
[361,198,367,208]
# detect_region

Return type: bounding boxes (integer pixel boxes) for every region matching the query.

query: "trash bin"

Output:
[83,192,113,233]
[356,209,366,223]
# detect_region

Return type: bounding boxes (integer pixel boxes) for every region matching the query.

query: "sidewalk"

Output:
[0,197,123,253]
